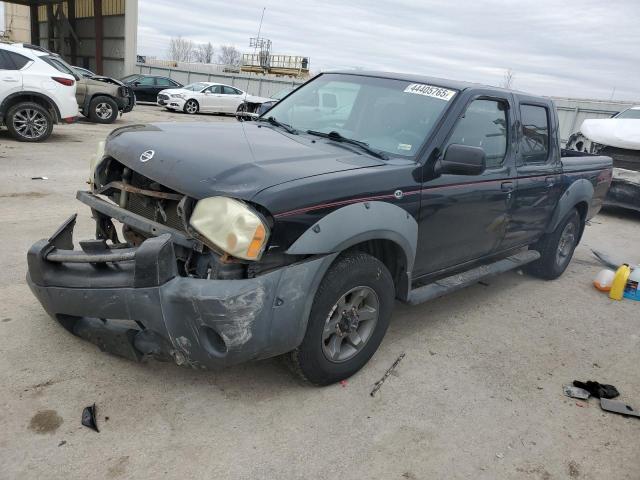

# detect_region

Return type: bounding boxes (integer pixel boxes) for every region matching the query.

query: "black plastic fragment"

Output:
[81,404,99,432]
[573,380,620,399]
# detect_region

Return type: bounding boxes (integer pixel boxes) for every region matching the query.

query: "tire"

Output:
[286,252,395,385]
[183,99,199,114]
[5,102,53,142]
[88,96,118,124]
[526,209,581,280]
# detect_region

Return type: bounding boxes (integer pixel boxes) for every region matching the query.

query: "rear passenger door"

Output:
[0,50,26,103]
[220,86,243,112]
[505,99,563,248]
[414,92,517,276]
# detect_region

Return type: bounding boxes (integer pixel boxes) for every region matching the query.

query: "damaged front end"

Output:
[26,154,332,369]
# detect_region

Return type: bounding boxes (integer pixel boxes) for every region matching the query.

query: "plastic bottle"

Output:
[609,264,631,301]
[623,268,640,301]
[593,269,615,292]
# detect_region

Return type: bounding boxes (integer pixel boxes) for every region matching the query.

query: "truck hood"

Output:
[104,122,383,200]
[581,118,640,150]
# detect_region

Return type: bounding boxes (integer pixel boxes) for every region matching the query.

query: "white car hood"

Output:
[158,88,188,96]
[581,118,640,150]
[244,94,273,104]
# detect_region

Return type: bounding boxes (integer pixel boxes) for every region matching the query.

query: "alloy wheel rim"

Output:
[96,102,113,119]
[556,221,576,265]
[186,101,197,113]
[322,286,379,363]
[13,109,48,139]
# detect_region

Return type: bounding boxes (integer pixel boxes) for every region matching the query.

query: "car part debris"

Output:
[370,353,405,397]
[623,268,640,301]
[81,404,99,432]
[591,249,624,270]
[573,380,619,399]
[563,385,590,400]
[593,269,615,292]
[600,398,640,418]
[31,176,48,180]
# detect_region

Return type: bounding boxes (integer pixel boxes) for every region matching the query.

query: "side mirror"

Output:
[437,144,486,176]
[133,81,141,86]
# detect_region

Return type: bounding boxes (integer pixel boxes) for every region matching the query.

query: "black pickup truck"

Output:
[27,72,613,385]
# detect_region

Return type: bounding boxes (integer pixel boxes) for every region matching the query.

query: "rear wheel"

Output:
[6,102,53,142]
[526,209,581,280]
[286,252,395,385]
[88,96,118,124]
[183,99,199,114]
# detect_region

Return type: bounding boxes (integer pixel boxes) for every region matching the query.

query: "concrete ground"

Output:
[1,105,639,480]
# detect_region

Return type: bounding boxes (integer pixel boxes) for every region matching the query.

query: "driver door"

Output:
[413,93,517,277]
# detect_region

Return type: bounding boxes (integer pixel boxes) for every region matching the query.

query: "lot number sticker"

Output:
[404,84,456,101]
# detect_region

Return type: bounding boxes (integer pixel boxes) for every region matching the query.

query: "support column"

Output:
[68,0,77,65]
[46,4,54,51]
[30,4,39,46]
[93,0,103,74]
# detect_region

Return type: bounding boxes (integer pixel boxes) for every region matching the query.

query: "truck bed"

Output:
[560,149,613,172]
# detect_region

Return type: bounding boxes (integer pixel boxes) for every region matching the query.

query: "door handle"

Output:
[545,176,555,188]
[1,77,19,82]
[501,181,514,192]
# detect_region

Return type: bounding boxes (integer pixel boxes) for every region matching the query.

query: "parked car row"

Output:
[1,40,296,142]
[0,41,136,141]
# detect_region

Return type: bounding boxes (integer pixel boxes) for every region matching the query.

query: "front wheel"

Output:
[287,252,395,385]
[183,99,199,114]
[526,209,582,280]
[88,96,118,123]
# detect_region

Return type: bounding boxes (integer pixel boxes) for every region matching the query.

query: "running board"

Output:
[406,250,541,306]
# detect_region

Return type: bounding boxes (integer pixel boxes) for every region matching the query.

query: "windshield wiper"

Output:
[306,130,388,160]
[257,116,298,134]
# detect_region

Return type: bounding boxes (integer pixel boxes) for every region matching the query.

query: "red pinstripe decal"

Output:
[273,168,604,218]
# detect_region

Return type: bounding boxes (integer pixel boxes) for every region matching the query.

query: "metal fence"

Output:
[552,97,636,144]
[135,64,305,98]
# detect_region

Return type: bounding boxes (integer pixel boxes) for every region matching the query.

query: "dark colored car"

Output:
[27,72,613,385]
[121,74,183,102]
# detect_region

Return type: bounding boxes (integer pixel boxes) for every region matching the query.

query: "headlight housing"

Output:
[171,93,185,99]
[89,140,106,186]
[189,197,269,261]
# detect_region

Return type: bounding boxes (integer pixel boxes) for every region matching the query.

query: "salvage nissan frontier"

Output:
[27,71,613,385]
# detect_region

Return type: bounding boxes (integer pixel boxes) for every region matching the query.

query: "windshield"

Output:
[272,88,294,100]
[183,82,209,91]
[615,108,640,119]
[265,73,457,157]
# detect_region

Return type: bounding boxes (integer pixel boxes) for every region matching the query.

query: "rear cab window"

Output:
[520,104,550,163]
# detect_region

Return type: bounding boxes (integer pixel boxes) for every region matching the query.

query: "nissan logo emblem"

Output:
[139,150,155,162]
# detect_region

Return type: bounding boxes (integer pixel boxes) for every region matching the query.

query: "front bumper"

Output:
[27,214,335,369]
[158,96,185,109]
[605,168,640,212]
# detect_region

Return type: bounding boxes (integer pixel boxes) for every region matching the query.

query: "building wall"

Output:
[3,2,30,42]
[31,0,136,78]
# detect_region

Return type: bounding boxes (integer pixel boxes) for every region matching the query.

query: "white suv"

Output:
[0,42,78,142]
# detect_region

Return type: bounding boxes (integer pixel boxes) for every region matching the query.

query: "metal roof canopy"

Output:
[3,0,109,75]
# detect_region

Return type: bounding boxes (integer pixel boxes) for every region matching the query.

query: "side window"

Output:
[155,77,174,87]
[136,76,155,86]
[6,52,31,70]
[222,86,240,95]
[0,51,11,69]
[207,85,223,94]
[520,104,549,163]
[446,99,508,169]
